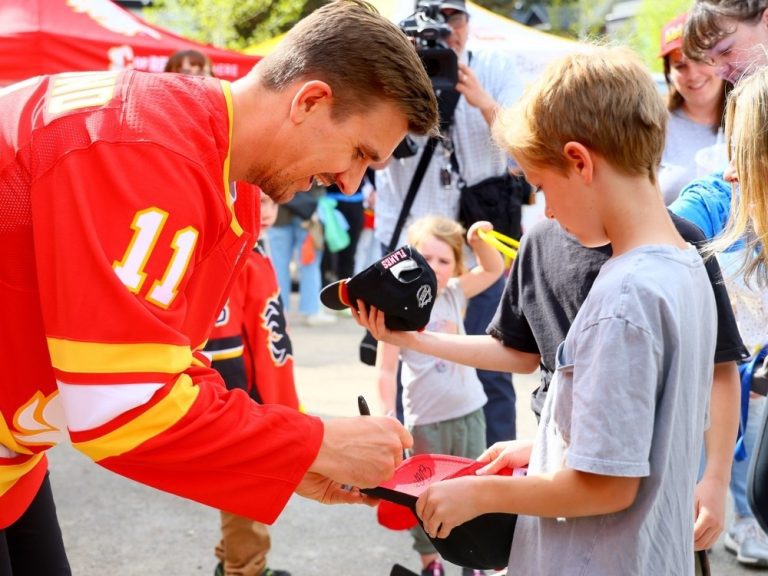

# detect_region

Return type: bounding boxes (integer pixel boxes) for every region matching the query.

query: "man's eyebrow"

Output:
[361,144,381,162]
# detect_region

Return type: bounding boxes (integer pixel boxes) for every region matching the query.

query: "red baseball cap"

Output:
[363,454,522,570]
[660,13,687,58]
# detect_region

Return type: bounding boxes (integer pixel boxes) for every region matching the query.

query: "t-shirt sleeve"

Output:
[486,236,539,354]
[669,174,732,239]
[670,213,749,364]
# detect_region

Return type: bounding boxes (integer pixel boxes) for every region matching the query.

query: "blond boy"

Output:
[405,47,718,574]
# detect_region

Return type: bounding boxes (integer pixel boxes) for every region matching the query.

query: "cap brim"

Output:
[361,454,488,505]
[319,279,351,311]
[363,454,519,570]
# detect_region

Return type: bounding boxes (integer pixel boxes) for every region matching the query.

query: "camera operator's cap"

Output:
[659,12,687,58]
[320,244,436,331]
[362,454,520,570]
[439,0,467,14]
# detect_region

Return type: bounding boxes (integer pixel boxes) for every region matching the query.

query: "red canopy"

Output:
[0,0,261,86]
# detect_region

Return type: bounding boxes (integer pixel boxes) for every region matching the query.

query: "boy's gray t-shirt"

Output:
[509,244,716,575]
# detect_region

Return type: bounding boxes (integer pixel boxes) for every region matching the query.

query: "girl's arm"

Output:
[458,221,504,299]
[375,339,401,415]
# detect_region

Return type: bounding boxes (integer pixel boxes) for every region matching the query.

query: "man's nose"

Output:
[335,164,367,195]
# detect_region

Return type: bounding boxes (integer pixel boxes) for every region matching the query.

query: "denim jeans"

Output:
[732,395,767,518]
[267,217,323,315]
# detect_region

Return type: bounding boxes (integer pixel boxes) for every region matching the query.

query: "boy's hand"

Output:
[351,299,414,348]
[693,475,726,550]
[475,439,533,475]
[416,476,483,539]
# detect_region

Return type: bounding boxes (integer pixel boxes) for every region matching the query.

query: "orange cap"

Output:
[660,12,687,58]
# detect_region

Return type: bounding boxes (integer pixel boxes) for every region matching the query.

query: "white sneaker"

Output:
[303,311,337,327]
[724,517,768,567]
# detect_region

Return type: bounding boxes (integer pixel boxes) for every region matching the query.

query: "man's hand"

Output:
[295,472,379,506]
[308,415,413,488]
[456,63,497,124]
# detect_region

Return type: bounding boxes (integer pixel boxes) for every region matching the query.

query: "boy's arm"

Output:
[458,221,505,299]
[355,303,540,374]
[417,469,641,539]
[694,360,740,550]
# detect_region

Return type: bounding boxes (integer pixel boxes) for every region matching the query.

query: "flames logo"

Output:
[262,292,292,366]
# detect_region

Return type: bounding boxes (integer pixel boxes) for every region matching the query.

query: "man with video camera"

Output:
[375,0,524,460]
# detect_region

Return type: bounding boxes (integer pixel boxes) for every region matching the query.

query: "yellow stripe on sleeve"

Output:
[73,374,199,462]
[0,453,44,498]
[220,82,243,236]
[0,416,33,456]
[208,346,244,362]
[47,338,192,374]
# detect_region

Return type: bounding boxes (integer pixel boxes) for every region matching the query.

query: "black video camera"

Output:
[399,0,459,92]
[393,1,459,159]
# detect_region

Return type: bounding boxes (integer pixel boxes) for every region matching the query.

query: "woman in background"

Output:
[659,12,729,204]
[164,49,213,77]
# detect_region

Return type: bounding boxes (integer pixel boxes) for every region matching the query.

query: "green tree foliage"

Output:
[144,0,686,61]
[143,0,325,50]
[144,0,590,50]
[626,0,692,73]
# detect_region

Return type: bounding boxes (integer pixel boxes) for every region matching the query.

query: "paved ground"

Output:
[49,305,760,575]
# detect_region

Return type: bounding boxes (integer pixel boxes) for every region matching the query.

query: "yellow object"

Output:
[478,228,518,266]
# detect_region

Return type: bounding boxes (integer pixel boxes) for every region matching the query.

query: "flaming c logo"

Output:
[262,293,292,366]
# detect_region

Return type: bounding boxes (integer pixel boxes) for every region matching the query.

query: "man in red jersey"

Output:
[0,1,438,572]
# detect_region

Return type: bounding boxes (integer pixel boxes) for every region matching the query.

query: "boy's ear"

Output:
[562,141,594,185]
[289,80,333,124]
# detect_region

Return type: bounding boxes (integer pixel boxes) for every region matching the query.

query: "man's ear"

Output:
[562,141,594,185]
[289,80,333,124]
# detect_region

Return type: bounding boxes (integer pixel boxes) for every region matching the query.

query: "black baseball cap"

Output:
[439,0,467,13]
[363,454,518,570]
[320,245,436,331]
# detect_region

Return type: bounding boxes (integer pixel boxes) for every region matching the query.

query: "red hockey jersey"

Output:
[0,71,323,527]
[206,242,299,409]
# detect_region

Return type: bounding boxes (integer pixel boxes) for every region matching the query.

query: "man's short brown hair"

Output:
[493,46,667,184]
[257,0,439,137]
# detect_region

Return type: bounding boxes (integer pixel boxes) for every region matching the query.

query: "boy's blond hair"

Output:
[493,46,667,184]
[407,215,467,276]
